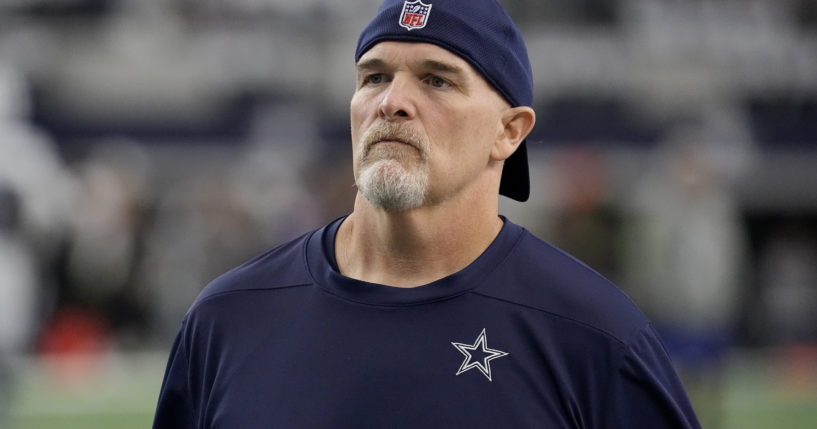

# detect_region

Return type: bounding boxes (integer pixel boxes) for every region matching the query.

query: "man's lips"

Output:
[369,138,420,153]
[374,138,411,146]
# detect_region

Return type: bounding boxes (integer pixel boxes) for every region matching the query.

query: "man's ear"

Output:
[491,106,535,161]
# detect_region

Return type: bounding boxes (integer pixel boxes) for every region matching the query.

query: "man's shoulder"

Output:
[478,226,648,345]
[189,229,317,313]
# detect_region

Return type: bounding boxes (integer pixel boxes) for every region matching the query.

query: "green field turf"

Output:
[8,352,162,429]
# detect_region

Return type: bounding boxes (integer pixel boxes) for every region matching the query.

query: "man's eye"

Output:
[365,74,384,84]
[427,76,449,88]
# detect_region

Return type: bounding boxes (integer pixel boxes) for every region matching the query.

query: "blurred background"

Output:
[0,0,816,427]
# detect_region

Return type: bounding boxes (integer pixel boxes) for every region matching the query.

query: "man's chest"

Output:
[191,297,604,428]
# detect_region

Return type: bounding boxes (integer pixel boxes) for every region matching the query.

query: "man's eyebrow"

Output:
[420,60,465,77]
[356,58,387,72]
[356,58,466,76]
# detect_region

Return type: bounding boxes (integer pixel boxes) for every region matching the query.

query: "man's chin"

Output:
[364,196,421,213]
[356,161,428,212]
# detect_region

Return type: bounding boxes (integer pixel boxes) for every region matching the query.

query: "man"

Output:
[154,1,701,427]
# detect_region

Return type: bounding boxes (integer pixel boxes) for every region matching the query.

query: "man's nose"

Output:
[378,77,416,121]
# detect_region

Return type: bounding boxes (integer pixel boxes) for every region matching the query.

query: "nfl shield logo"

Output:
[399,0,432,31]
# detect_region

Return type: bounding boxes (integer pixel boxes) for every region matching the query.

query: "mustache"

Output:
[360,123,428,158]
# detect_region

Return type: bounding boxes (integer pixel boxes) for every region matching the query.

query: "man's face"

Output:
[350,41,509,212]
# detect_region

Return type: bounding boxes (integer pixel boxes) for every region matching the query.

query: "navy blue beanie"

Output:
[356,0,534,202]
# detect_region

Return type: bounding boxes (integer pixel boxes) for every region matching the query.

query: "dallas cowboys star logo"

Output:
[451,328,509,381]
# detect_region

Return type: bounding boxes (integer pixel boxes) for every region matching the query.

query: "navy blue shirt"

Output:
[154,217,700,428]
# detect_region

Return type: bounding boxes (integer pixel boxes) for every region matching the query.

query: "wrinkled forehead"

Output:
[357,42,474,75]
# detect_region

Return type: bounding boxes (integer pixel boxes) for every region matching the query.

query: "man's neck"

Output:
[335,194,503,288]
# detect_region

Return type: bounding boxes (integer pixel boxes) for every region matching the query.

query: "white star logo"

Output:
[451,328,509,381]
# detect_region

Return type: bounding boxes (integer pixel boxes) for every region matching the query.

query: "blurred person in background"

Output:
[622,126,750,428]
[0,62,77,425]
[756,223,817,393]
[548,146,620,282]
[0,64,77,282]
[0,185,35,427]
[63,141,152,347]
[154,1,699,427]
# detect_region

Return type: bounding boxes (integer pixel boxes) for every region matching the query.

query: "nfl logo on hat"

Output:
[399,0,432,31]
